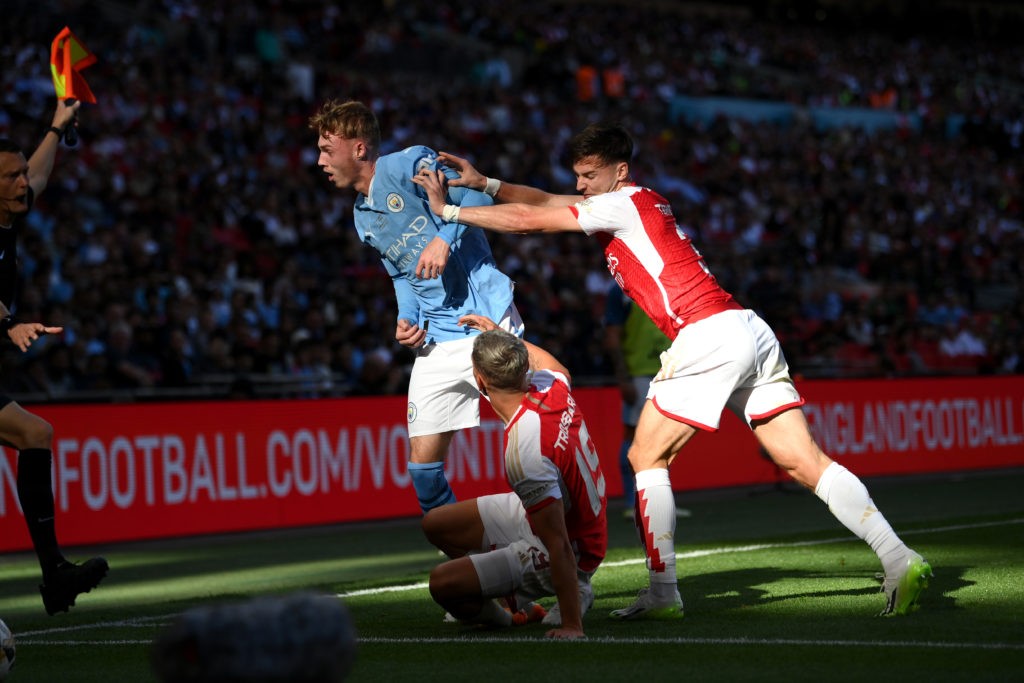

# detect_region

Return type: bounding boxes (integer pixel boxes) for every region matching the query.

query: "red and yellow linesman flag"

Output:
[50,26,97,103]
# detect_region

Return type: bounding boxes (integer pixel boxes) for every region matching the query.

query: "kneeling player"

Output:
[422,315,607,640]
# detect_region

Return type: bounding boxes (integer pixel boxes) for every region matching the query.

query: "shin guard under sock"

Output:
[408,461,457,514]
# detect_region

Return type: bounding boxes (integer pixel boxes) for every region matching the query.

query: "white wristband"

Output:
[441,204,461,223]
[483,177,501,197]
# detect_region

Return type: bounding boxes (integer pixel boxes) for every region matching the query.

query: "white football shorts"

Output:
[406,305,523,437]
[649,308,804,430]
[470,492,584,602]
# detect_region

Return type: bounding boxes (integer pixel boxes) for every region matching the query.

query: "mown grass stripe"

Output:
[340,516,1024,591]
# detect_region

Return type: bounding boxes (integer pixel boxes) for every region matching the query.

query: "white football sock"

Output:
[635,468,678,592]
[814,462,909,576]
[466,598,513,627]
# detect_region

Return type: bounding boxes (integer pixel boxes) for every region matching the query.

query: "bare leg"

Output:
[421,499,485,558]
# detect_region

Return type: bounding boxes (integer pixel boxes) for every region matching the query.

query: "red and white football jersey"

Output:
[503,370,607,573]
[571,185,742,339]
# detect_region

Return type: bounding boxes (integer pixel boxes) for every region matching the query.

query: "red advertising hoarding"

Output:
[1,377,1022,552]
[0,389,621,551]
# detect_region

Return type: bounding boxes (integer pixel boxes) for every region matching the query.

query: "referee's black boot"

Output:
[39,557,109,615]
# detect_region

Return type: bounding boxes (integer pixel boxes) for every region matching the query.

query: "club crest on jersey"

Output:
[386,193,405,212]
[407,402,418,423]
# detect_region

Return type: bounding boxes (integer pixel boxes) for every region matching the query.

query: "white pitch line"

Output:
[16,616,170,638]
[341,583,430,597]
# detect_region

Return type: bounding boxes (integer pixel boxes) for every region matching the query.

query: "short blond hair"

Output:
[472,330,530,392]
[308,99,380,153]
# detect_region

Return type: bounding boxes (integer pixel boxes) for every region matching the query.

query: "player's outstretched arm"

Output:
[523,340,570,383]
[438,151,578,208]
[413,170,581,235]
[528,501,586,640]
[459,314,571,383]
[435,151,487,190]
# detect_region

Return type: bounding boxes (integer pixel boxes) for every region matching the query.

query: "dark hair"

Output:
[567,124,633,165]
[0,139,24,155]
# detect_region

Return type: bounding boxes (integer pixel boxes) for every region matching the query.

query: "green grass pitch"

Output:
[1,467,1022,682]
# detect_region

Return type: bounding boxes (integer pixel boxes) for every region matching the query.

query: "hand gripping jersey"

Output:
[353,146,515,343]
[572,185,742,340]
[502,369,607,574]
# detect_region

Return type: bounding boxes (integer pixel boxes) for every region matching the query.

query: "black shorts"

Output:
[0,393,12,410]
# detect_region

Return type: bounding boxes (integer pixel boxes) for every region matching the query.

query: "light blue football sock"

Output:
[408,461,457,514]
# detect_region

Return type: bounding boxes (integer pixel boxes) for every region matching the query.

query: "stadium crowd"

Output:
[1,0,1021,401]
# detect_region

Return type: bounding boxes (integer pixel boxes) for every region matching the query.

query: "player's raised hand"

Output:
[411,169,447,216]
[395,318,428,348]
[437,152,486,190]
[458,314,498,332]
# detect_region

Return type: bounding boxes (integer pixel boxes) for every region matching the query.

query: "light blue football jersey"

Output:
[353,145,517,343]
